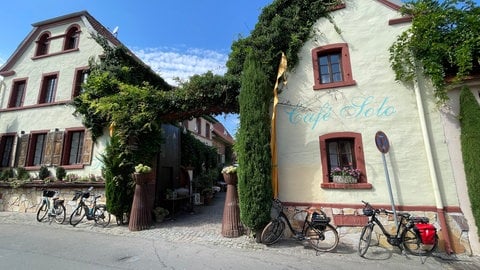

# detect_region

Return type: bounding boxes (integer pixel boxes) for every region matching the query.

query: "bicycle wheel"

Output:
[261,219,285,245]
[69,205,85,226]
[358,224,373,257]
[402,227,437,256]
[94,204,111,227]
[36,202,48,222]
[54,203,66,224]
[306,223,339,252]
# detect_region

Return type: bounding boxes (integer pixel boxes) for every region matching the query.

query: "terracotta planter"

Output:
[223,173,238,185]
[133,173,153,185]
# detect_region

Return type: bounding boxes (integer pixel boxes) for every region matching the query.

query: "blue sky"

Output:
[0,0,478,136]
[0,0,272,136]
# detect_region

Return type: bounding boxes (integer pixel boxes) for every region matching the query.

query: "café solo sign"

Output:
[375,131,399,227]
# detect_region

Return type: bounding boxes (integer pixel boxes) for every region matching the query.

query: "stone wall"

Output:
[0,182,106,214]
[282,205,473,255]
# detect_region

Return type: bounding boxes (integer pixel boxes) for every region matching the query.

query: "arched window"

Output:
[35,33,50,56]
[63,26,80,50]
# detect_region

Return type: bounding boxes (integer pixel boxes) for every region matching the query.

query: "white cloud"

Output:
[133,46,237,137]
[132,46,228,85]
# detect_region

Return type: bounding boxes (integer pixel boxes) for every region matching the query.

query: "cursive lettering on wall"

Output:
[283,96,396,130]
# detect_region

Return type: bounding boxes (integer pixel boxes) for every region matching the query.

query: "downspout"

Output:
[413,68,454,254]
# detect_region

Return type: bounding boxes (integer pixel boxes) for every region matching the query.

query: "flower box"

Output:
[333,175,357,184]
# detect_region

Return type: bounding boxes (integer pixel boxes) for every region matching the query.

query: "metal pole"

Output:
[382,152,398,227]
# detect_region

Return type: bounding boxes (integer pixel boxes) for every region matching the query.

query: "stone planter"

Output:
[332,175,357,184]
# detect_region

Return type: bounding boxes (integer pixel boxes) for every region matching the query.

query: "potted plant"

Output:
[330,167,361,184]
[221,165,238,185]
[153,207,169,223]
[133,163,153,184]
[56,166,66,181]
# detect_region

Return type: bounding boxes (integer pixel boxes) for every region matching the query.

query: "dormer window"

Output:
[64,26,80,51]
[35,33,50,56]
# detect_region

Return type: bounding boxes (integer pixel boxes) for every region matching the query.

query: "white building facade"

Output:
[273,0,479,254]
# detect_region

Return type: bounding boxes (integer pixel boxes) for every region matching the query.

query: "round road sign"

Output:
[375,131,390,153]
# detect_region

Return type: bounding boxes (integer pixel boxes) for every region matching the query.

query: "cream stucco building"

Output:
[272,0,479,254]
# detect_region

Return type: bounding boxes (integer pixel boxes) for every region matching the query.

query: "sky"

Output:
[0,0,273,137]
[1,0,479,137]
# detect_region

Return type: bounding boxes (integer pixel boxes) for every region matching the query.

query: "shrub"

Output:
[38,166,50,180]
[56,166,66,181]
[16,167,30,180]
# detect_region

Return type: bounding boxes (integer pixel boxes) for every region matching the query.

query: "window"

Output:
[27,133,47,166]
[63,26,79,50]
[206,123,211,139]
[72,68,88,97]
[0,134,15,167]
[8,79,26,108]
[319,132,370,189]
[35,33,50,56]
[312,43,355,90]
[66,130,84,165]
[327,138,355,170]
[196,118,202,135]
[39,73,58,104]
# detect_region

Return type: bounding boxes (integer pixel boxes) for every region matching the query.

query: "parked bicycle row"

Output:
[260,199,438,258]
[36,186,110,227]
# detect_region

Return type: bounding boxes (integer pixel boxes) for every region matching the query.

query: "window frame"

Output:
[35,32,51,57]
[63,25,80,51]
[319,132,371,189]
[312,43,356,90]
[62,128,85,166]
[72,67,89,98]
[38,72,59,104]
[26,131,48,167]
[8,78,27,108]
[0,133,16,168]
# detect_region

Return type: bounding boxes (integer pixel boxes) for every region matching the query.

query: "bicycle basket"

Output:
[363,208,374,216]
[311,211,330,224]
[43,190,56,197]
[411,216,429,224]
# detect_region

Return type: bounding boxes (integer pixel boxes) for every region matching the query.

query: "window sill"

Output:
[313,80,356,90]
[321,182,372,189]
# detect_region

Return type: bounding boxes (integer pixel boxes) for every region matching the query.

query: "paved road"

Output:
[1,192,479,270]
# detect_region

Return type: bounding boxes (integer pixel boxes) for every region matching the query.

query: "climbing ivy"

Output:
[389,0,480,102]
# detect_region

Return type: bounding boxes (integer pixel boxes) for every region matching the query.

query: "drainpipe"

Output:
[413,68,454,254]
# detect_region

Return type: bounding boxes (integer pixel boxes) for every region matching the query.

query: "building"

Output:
[0,11,234,208]
[272,0,479,254]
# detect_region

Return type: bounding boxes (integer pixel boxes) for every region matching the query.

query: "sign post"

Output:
[375,131,398,227]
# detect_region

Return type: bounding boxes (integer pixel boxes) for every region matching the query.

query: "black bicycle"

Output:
[260,198,339,252]
[69,187,111,227]
[36,189,66,224]
[358,200,438,257]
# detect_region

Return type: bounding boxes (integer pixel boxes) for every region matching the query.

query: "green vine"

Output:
[389,0,480,102]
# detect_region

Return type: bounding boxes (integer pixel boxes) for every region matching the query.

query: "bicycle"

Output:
[69,187,111,227]
[358,200,438,257]
[36,189,66,224]
[260,198,339,252]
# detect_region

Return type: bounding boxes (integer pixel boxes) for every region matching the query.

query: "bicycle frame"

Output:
[274,201,324,239]
[367,212,406,246]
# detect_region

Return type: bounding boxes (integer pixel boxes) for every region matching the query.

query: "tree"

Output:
[236,51,273,235]
[459,87,480,236]
[389,0,480,102]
